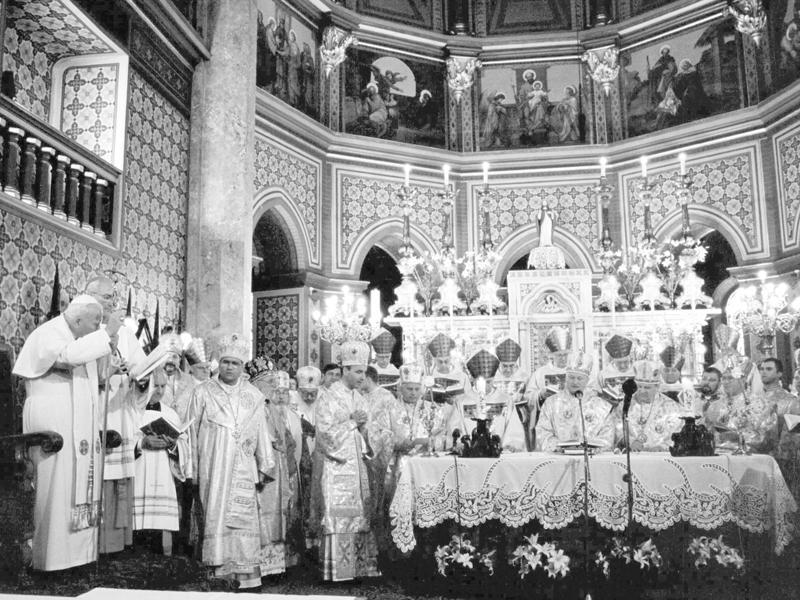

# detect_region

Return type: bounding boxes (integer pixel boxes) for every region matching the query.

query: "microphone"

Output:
[574,390,583,400]
[621,378,637,418]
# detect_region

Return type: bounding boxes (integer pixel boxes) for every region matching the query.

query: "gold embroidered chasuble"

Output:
[187,377,276,578]
[535,389,616,451]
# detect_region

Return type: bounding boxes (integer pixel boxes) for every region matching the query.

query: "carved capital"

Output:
[727,0,767,46]
[581,46,620,97]
[319,25,357,79]
[446,56,482,104]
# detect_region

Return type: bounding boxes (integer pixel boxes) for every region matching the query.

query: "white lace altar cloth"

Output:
[389,452,797,555]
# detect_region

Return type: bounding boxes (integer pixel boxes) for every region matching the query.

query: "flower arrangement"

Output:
[687,536,744,570]
[509,534,571,580]
[594,537,663,579]
[434,534,496,577]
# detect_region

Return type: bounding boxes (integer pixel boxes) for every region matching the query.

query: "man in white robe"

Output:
[187,334,276,590]
[313,340,380,581]
[622,361,684,452]
[85,275,147,555]
[524,326,571,446]
[13,295,122,571]
[493,338,530,448]
[449,349,527,452]
[131,368,190,553]
[427,333,467,399]
[370,328,400,392]
[535,350,615,452]
[292,365,320,549]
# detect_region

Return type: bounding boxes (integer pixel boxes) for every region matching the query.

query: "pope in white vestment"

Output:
[312,341,380,582]
[187,335,276,589]
[13,296,116,571]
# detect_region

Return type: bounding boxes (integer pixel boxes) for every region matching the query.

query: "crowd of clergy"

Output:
[12,277,800,590]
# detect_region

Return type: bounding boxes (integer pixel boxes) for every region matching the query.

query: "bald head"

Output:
[85,276,117,316]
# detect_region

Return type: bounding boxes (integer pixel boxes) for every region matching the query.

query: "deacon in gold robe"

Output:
[312,340,380,581]
[187,335,276,590]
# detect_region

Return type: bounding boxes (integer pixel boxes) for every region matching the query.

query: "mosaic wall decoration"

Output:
[0,69,190,360]
[767,0,800,92]
[343,47,446,148]
[621,20,744,138]
[338,175,450,267]
[3,0,112,120]
[254,293,300,374]
[60,64,118,162]
[487,0,572,34]
[354,0,437,29]
[255,0,318,120]
[622,149,760,254]
[477,182,599,257]
[253,136,321,266]
[775,121,800,250]
[478,62,584,150]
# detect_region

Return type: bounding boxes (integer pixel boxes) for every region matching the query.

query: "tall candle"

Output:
[443,164,450,188]
[370,288,380,324]
[640,156,648,179]
[404,164,411,186]
[678,152,687,176]
[482,161,489,186]
[599,156,607,178]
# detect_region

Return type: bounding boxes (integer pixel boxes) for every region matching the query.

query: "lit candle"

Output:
[599,156,607,178]
[640,156,648,179]
[678,152,687,176]
[758,270,767,283]
[370,288,380,323]
[404,164,411,187]
[482,161,489,186]
[443,164,450,188]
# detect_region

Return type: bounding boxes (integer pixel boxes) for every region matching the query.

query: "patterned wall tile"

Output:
[775,123,800,250]
[477,182,599,252]
[0,69,190,362]
[60,64,118,161]
[339,175,449,266]
[622,151,758,250]
[253,137,320,264]
[254,293,300,374]
[3,0,112,120]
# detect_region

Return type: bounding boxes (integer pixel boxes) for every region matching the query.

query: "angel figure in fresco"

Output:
[273,18,289,100]
[300,42,316,115]
[479,90,510,149]
[552,85,580,143]
[370,65,407,97]
[287,30,302,108]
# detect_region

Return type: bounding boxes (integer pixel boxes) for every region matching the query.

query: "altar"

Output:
[386,269,718,377]
[389,452,797,555]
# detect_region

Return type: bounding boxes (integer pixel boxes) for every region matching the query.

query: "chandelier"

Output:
[726,272,800,355]
[312,286,377,345]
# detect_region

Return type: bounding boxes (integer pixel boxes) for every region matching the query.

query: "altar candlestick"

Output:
[482,161,489,186]
[404,164,411,187]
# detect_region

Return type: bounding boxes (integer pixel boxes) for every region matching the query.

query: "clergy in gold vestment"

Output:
[13,295,120,571]
[313,340,380,581]
[187,335,276,590]
[621,361,684,451]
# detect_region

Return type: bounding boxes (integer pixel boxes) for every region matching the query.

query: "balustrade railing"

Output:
[0,96,119,241]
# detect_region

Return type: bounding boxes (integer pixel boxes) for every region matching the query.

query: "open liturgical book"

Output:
[140,416,194,442]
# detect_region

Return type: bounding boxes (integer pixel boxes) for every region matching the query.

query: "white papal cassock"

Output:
[13,316,111,570]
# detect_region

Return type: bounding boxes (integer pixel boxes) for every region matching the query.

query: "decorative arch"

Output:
[652,206,748,265]
[253,187,313,270]
[493,225,596,283]
[343,218,440,275]
[520,285,581,316]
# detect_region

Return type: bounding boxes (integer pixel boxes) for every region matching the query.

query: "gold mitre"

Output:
[565,349,593,376]
[340,340,370,366]
[217,334,249,363]
[185,337,209,366]
[713,324,740,352]
[399,363,424,384]
[632,360,661,383]
[296,366,321,390]
[544,326,571,353]
[605,334,633,360]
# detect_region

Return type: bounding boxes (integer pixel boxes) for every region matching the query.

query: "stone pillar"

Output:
[186,0,257,341]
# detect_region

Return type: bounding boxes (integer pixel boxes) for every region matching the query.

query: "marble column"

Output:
[186,0,257,342]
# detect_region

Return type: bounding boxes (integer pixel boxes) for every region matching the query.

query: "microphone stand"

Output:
[575,389,592,598]
[621,379,638,541]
